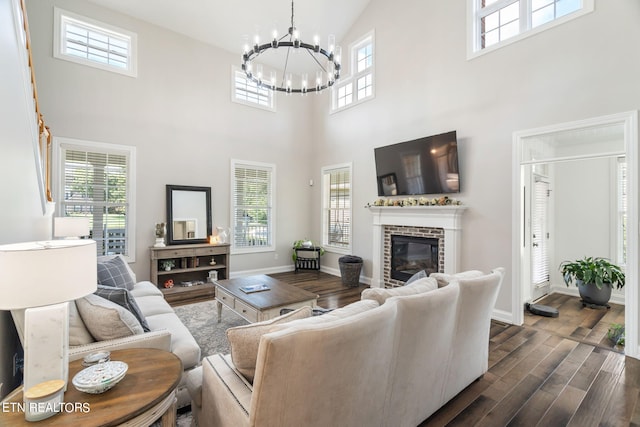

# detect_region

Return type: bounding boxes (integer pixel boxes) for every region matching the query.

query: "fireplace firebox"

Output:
[391,235,439,282]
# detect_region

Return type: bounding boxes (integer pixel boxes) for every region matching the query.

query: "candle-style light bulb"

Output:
[328,34,335,54]
[334,46,342,65]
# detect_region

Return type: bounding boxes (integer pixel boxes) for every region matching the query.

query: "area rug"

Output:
[174,299,249,357]
[171,300,249,426]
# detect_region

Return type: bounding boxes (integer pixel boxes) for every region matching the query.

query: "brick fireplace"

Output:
[368,206,467,288]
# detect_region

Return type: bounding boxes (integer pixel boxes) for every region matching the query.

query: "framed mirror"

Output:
[166,185,212,245]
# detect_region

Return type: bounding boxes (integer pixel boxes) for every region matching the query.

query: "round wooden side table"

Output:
[0,348,182,426]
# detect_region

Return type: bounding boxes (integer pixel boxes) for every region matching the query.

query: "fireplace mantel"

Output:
[368,205,467,288]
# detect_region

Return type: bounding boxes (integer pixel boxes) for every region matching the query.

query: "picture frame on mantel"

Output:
[166,185,212,245]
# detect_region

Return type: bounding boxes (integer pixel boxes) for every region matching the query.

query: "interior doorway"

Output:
[512,111,638,359]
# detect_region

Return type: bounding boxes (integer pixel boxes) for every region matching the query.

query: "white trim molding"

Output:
[368,205,467,288]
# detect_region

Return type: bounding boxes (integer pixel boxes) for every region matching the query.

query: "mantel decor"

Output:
[366,196,462,207]
[241,0,341,94]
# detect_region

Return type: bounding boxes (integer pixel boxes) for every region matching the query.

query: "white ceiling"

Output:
[87,0,371,73]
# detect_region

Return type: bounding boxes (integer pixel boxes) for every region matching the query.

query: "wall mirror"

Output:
[166,185,212,245]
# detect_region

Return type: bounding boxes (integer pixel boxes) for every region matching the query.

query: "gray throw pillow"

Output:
[97,255,135,290]
[95,285,150,332]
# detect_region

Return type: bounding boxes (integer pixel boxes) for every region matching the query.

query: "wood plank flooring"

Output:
[270,272,638,426]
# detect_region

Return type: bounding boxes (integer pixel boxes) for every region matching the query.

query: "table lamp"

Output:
[0,240,97,397]
[53,217,90,239]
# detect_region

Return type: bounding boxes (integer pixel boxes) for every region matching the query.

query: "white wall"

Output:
[552,157,624,301]
[26,0,317,279]
[22,0,640,321]
[0,0,52,398]
[310,0,640,317]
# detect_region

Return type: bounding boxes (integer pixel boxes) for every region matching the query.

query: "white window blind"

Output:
[54,8,137,77]
[231,161,274,252]
[531,177,549,285]
[617,158,627,266]
[322,164,352,250]
[58,143,134,259]
[232,69,275,111]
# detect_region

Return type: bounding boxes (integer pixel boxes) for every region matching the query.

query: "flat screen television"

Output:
[374,131,460,196]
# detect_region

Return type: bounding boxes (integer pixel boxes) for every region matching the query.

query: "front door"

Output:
[531,175,550,301]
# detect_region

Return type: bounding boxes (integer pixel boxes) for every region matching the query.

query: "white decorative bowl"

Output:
[72,361,128,394]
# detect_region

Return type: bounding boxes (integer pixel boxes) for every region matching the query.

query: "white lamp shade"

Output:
[0,240,97,309]
[54,217,90,238]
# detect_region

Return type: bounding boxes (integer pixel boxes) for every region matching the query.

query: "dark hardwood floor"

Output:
[271,272,639,427]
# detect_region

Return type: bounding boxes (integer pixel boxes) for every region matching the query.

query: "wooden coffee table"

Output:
[0,348,182,426]
[215,274,318,323]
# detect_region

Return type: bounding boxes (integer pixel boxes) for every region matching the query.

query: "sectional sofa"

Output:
[190,268,504,426]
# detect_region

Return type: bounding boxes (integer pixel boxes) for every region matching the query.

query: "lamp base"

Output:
[23,303,69,391]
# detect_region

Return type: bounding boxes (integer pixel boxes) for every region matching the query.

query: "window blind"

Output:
[232,163,273,249]
[60,148,129,256]
[617,158,627,265]
[234,70,273,109]
[531,178,549,285]
[62,16,130,70]
[325,167,351,248]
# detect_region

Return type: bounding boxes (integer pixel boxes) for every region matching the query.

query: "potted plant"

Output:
[559,256,625,307]
[160,259,175,271]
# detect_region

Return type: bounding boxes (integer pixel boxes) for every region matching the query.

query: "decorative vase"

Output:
[577,280,612,306]
[217,227,229,244]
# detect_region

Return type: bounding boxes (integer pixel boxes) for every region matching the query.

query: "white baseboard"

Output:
[492,308,514,325]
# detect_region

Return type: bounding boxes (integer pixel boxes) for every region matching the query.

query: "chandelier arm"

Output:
[304,47,328,73]
[280,46,292,88]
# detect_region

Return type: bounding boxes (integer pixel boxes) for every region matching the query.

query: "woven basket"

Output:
[339,256,363,288]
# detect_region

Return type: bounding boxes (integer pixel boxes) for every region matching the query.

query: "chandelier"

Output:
[241,1,341,94]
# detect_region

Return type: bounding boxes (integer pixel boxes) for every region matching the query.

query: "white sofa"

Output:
[68,281,201,408]
[191,268,504,427]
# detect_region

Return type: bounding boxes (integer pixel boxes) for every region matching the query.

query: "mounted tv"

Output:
[374,131,460,196]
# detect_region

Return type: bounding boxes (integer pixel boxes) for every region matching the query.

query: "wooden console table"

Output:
[150,243,230,306]
[0,348,182,426]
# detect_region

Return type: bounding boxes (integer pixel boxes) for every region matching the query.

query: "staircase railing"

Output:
[20,0,53,203]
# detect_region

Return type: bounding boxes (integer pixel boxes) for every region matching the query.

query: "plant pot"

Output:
[577,280,612,306]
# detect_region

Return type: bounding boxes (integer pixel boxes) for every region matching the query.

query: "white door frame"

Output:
[511,111,639,360]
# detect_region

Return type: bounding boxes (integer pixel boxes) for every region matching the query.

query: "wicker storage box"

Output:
[339,255,363,288]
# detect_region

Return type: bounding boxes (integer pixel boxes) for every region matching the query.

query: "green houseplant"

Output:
[559,256,625,307]
[292,239,325,262]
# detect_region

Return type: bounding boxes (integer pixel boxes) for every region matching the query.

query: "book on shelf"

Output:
[179,280,204,287]
[239,284,270,293]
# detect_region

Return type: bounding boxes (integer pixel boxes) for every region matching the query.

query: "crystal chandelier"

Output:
[241,0,341,94]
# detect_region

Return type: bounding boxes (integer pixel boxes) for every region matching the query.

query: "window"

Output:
[615,157,627,266]
[231,160,275,253]
[54,138,136,261]
[469,0,593,56]
[54,8,137,77]
[322,163,352,252]
[232,68,275,111]
[332,31,374,112]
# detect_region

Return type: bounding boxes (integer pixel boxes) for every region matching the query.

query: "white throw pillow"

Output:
[361,277,438,305]
[227,306,312,383]
[76,294,144,341]
[429,270,484,288]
